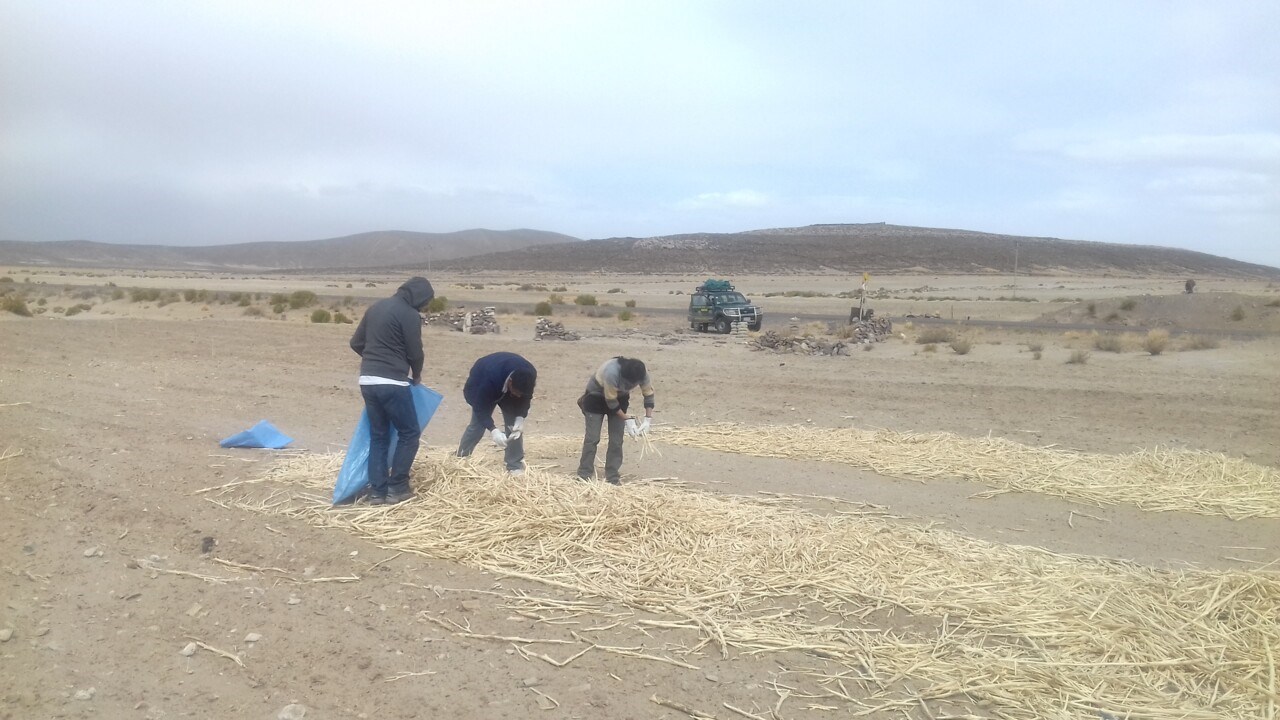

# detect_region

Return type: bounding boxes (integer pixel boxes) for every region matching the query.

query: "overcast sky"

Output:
[2,1,1277,266]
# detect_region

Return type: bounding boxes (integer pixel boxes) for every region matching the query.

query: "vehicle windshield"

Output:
[711,293,748,305]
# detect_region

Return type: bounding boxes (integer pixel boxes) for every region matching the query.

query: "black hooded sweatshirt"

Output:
[349,277,434,382]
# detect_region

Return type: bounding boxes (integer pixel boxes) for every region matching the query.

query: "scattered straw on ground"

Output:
[222,453,1280,720]
[658,423,1280,519]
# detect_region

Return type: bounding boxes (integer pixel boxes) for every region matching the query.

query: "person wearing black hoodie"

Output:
[349,276,435,504]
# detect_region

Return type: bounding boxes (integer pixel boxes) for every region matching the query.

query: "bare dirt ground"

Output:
[2,269,1279,719]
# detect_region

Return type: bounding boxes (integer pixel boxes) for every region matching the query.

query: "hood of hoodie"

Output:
[396,277,435,310]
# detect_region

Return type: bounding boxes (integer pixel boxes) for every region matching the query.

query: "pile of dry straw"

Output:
[660,423,1280,519]
[227,452,1280,720]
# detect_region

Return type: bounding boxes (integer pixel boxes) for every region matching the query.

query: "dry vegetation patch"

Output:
[660,424,1280,519]
[224,453,1280,720]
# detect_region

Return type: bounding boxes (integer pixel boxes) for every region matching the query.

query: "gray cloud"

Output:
[2,1,1277,266]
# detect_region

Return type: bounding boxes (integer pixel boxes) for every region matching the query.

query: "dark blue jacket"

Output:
[462,352,536,430]
[349,277,434,381]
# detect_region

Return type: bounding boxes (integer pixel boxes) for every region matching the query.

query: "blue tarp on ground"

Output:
[332,384,443,505]
[219,420,294,449]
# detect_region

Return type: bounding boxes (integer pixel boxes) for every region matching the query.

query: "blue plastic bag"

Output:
[219,420,294,449]
[333,384,443,505]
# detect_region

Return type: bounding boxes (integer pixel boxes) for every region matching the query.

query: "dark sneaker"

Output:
[366,494,388,506]
[385,488,415,505]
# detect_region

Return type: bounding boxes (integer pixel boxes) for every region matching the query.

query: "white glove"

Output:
[490,428,508,448]
[625,418,639,438]
[508,416,525,441]
[637,418,651,435]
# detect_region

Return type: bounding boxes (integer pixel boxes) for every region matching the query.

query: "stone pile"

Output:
[748,330,849,356]
[534,317,581,341]
[847,316,894,343]
[425,307,501,334]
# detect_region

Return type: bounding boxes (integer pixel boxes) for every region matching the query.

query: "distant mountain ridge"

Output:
[443,223,1280,278]
[1,223,1275,278]
[0,229,578,270]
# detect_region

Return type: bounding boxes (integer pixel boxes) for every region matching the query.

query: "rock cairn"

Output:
[425,307,501,334]
[748,331,849,356]
[847,316,894,343]
[534,317,580,341]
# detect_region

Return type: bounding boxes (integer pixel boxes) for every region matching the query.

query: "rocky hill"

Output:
[0,229,577,271]
[3,223,1275,278]
[442,224,1279,278]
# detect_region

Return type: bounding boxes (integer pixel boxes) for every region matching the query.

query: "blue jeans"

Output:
[456,407,525,471]
[361,383,420,496]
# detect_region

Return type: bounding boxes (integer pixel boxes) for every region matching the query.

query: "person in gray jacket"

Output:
[576,356,654,485]
[349,276,434,504]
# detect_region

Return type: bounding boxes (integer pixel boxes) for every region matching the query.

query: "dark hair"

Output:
[509,369,536,396]
[616,357,646,383]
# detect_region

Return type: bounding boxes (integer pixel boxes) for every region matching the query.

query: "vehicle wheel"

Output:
[748,320,762,332]
[713,318,731,334]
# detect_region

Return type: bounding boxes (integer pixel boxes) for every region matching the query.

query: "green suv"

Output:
[688,280,763,333]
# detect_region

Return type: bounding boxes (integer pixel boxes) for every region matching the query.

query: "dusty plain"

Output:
[2,267,1279,719]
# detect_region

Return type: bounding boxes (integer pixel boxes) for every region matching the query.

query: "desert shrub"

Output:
[1094,334,1124,352]
[624,299,637,308]
[618,309,633,321]
[915,327,953,344]
[1266,298,1280,307]
[333,312,353,324]
[534,301,553,316]
[583,306,612,317]
[110,288,124,300]
[35,297,46,306]
[922,343,938,353]
[2,296,32,316]
[548,294,565,305]
[183,289,198,302]
[342,296,354,306]
[52,306,65,314]
[289,290,317,309]
[345,283,353,288]
[426,296,448,312]
[228,292,244,302]
[310,309,331,323]
[1032,350,1042,360]
[238,295,251,307]
[862,344,873,351]
[607,287,623,294]
[1119,299,1137,311]
[1066,349,1090,364]
[518,283,536,291]
[1086,302,1096,317]
[1142,329,1169,355]
[271,302,287,314]
[574,294,598,306]
[243,306,265,317]
[365,282,377,287]
[156,292,180,307]
[949,338,972,355]
[1026,341,1044,352]
[1230,305,1245,321]
[552,286,567,292]
[1103,312,1122,323]
[1181,335,1220,351]
[130,288,162,302]
[64,303,93,317]
[0,277,11,283]
[269,293,288,305]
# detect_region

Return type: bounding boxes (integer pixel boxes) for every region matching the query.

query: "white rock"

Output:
[0,628,12,642]
[277,703,307,719]
[83,547,99,557]
[286,596,301,605]
[180,642,198,657]
[244,632,262,643]
[72,687,96,701]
